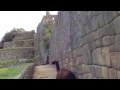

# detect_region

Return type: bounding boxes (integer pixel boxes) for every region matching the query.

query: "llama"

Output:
[51,60,76,79]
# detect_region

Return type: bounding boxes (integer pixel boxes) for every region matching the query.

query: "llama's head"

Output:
[51,60,59,65]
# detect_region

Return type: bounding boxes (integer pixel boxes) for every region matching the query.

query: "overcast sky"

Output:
[0,11,58,41]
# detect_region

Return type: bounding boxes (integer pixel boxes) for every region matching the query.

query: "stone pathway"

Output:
[33,65,57,79]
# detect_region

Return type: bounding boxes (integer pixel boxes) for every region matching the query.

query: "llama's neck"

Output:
[55,62,60,72]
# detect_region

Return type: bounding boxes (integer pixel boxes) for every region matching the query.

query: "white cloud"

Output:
[0,11,58,41]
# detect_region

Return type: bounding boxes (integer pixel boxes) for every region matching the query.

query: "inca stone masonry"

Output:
[49,11,120,79]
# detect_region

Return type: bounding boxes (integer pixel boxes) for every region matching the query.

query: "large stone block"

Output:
[92,48,102,65]
[103,22,116,36]
[102,66,109,79]
[117,70,120,79]
[95,39,103,48]
[115,34,120,51]
[82,44,92,65]
[88,41,96,52]
[90,65,95,76]
[102,36,114,46]
[107,11,118,23]
[111,52,120,70]
[86,73,93,79]
[101,47,111,67]
[98,12,105,27]
[113,17,120,34]
[90,16,99,31]
[77,46,82,56]
[76,65,82,74]
[84,65,92,73]
[109,68,117,79]
[109,45,115,52]
[76,56,84,66]
[94,65,103,78]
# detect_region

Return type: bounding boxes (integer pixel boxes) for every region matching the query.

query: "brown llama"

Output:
[51,60,76,79]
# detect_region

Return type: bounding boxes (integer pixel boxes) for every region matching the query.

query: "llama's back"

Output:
[56,69,76,79]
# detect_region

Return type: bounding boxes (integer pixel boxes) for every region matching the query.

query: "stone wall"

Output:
[0,47,34,61]
[37,13,56,63]
[34,33,44,65]
[49,11,120,79]
[13,63,35,79]
[16,30,35,38]
[4,39,34,48]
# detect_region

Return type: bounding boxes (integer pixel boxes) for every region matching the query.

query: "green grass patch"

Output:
[0,63,33,79]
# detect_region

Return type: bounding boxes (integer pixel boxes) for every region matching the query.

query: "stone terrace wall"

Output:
[16,30,35,38]
[14,63,35,79]
[0,47,34,61]
[49,11,120,79]
[4,39,34,48]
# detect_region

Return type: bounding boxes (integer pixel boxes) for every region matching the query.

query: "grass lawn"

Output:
[0,63,33,79]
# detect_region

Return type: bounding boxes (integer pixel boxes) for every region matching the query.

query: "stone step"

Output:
[33,65,57,79]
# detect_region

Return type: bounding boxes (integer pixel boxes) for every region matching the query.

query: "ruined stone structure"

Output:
[0,31,35,61]
[49,11,120,79]
[37,11,57,63]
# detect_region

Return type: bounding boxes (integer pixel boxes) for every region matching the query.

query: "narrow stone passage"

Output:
[33,65,57,79]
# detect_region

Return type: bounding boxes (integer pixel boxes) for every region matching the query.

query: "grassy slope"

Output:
[0,63,33,79]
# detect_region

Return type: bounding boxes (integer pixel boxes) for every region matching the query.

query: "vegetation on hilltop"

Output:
[0,28,25,49]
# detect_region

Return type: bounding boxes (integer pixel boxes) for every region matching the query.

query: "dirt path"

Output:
[33,65,57,79]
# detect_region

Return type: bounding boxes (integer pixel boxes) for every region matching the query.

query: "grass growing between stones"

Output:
[0,60,19,64]
[0,63,33,79]
[0,47,34,50]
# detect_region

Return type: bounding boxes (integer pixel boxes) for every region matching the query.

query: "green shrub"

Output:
[0,28,25,49]
[42,21,55,50]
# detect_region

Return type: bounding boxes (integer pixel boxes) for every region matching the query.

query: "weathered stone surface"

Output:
[84,65,91,73]
[72,49,78,59]
[90,65,95,76]
[88,41,96,52]
[102,36,113,46]
[92,48,102,65]
[69,62,74,67]
[95,39,103,48]
[94,65,103,78]
[113,17,120,34]
[115,34,120,51]
[96,28,104,39]
[103,22,116,36]
[86,73,93,79]
[101,47,111,67]
[81,64,85,74]
[109,45,115,52]
[90,16,99,31]
[111,52,120,70]
[76,56,84,66]
[76,65,82,74]
[77,47,82,56]
[78,75,82,79]
[117,70,120,79]
[102,66,109,79]
[98,12,105,27]
[109,68,117,79]
[107,11,118,23]
[64,58,69,64]
[118,11,120,15]
[82,44,92,65]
